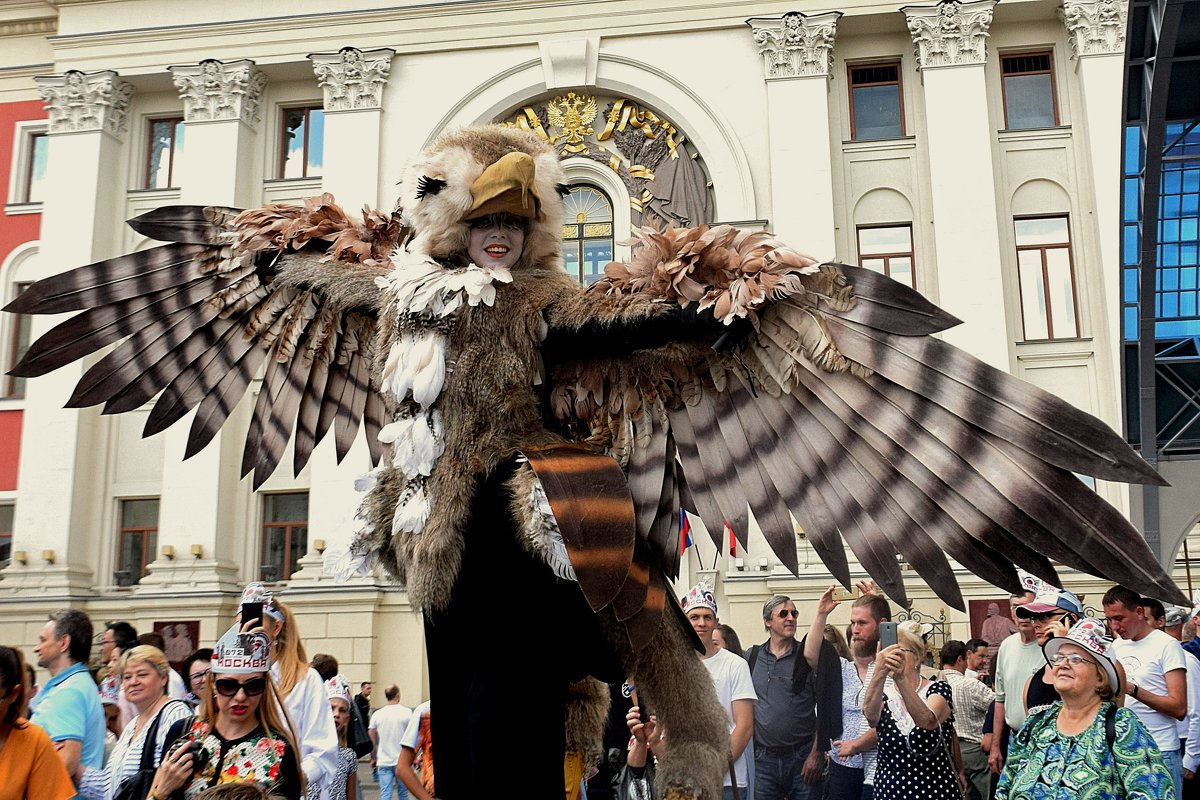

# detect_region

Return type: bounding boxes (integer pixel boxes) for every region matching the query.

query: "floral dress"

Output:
[162,717,303,799]
[873,680,960,800]
[996,701,1175,800]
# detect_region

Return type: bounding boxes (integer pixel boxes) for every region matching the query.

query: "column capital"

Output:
[1060,0,1127,58]
[308,47,395,111]
[34,70,134,137]
[902,0,996,69]
[170,59,268,124]
[746,11,843,80]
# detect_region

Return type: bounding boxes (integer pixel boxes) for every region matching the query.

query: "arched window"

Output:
[561,185,614,285]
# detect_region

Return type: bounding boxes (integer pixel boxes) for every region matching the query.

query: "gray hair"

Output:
[762,595,792,620]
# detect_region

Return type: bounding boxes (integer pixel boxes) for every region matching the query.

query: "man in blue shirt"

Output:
[31,609,105,789]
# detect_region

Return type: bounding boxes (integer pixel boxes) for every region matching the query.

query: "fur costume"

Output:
[7,124,1186,799]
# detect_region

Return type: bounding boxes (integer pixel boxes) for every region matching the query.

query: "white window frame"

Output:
[6,120,48,213]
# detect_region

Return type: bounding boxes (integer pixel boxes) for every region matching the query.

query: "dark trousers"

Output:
[423,461,622,799]
[827,761,865,800]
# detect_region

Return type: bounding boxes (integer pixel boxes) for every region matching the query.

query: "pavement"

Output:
[356,760,381,799]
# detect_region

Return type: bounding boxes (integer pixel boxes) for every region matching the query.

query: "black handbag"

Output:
[348,700,372,759]
[113,701,184,800]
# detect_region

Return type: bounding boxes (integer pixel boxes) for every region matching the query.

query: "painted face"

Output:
[686,608,717,643]
[467,215,526,271]
[123,659,167,708]
[331,698,350,733]
[766,602,799,641]
[849,607,879,658]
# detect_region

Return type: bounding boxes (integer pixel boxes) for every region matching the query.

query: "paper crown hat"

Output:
[241,581,284,622]
[211,623,271,675]
[1043,617,1120,693]
[325,674,351,704]
[1017,570,1049,597]
[98,676,120,705]
[462,151,542,221]
[683,579,718,615]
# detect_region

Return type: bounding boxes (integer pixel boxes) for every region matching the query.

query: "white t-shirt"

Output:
[1178,652,1200,772]
[400,701,430,750]
[701,647,755,788]
[1112,629,1187,752]
[993,632,1043,732]
[370,702,415,767]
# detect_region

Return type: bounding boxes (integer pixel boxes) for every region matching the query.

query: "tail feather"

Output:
[128,205,242,244]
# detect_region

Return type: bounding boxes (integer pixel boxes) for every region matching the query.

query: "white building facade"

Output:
[0,0,1182,697]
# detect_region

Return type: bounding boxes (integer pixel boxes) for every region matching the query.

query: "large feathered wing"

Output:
[542,224,1184,615]
[5,196,402,487]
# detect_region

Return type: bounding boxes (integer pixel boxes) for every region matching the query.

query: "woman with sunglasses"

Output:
[996,619,1174,800]
[148,629,303,800]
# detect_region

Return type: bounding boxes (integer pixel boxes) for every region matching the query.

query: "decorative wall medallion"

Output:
[1060,0,1126,57]
[35,70,134,136]
[170,59,268,124]
[309,47,395,111]
[746,11,844,79]
[903,0,997,68]
[498,95,712,228]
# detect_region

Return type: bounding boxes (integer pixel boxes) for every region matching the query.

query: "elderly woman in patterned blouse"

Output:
[996,618,1175,800]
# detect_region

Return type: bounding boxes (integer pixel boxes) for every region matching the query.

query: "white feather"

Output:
[392,487,430,535]
[526,477,577,582]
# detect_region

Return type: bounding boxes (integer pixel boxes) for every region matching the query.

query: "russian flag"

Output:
[680,510,694,554]
[725,520,737,557]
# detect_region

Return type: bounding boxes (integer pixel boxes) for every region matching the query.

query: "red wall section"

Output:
[0,98,45,263]
[0,410,21,492]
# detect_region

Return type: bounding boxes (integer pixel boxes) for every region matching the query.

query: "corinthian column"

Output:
[746,11,842,259]
[137,59,269,593]
[285,47,396,585]
[902,0,1010,369]
[5,71,135,592]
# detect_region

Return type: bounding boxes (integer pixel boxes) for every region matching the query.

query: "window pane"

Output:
[852,85,903,140]
[1045,248,1078,337]
[289,525,308,579]
[264,493,308,524]
[306,110,324,177]
[117,529,155,582]
[859,226,912,255]
[281,109,308,179]
[563,241,581,280]
[1004,74,1056,129]
[121,498,160,529]
[147,120,176,189]
[1015,217,1069,246]
[0,505,12,568]
[889,256,914,287]
[583,239,613,285]
[861,257,886,275]
[1018,250,1050,339]
[261,528,286,582]
[26,134,48,203]
[564,187,613,223]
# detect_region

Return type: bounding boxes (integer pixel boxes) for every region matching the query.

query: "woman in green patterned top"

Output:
[996,618,1175,800]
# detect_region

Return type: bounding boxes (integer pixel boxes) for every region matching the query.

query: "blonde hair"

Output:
[897,621,928,662]
[198,671,305,795]
[269,600,308,698]
[120,645,171,693]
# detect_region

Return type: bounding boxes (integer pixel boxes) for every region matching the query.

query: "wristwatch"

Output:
[1132,684,1140,700]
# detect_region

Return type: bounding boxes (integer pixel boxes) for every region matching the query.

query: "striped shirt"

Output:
[78,700,192,800]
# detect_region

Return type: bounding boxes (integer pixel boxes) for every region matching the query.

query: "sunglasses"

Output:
[214,677,267,698]
[776,609,799,619]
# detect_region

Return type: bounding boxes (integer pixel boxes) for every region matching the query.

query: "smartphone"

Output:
[879,621,898,649]
[241,601,263,630]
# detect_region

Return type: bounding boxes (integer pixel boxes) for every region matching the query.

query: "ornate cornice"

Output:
[308,47,394,111]
[34,70,133,136]
[747,11,843,79]
[902,0,996,69]
[170,59,267,124]
[1060,0,1126,57]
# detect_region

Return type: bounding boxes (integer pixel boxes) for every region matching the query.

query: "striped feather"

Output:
[664,406,727,548]
[677,391,749,547]
[824,264,961,336]
[128,205,241,244]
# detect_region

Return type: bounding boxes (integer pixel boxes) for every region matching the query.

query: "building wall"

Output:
[0,0,1169,701]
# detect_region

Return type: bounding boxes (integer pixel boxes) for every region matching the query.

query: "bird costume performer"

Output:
[6,125,1185,799]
